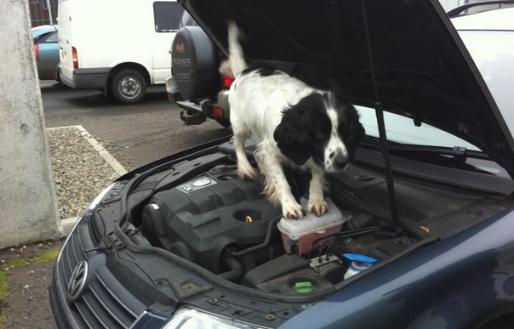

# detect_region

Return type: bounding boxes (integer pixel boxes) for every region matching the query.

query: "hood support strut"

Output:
[361,0,399,225]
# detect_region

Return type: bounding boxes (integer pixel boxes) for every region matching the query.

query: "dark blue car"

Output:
[50,1,514,328]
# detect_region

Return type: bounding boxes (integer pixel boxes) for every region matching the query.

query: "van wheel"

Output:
[111,69,147,104]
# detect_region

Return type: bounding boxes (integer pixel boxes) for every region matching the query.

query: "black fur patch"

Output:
[241,65,280,77]
[273,92,364,166]
[336,97,365,159]
[274,93,330,165]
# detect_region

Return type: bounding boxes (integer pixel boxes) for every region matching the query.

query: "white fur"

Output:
[227,22,246,76]
[227,23,345,219]
[324,107,348,172]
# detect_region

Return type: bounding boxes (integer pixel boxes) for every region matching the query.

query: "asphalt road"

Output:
[41,81,231,169]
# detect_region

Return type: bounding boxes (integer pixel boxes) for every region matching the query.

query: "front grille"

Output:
[57,220,142,329]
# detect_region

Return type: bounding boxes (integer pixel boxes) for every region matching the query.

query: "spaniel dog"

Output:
[227,22,364,219]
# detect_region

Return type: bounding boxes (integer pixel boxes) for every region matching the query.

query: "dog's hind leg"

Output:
[233,125,257,180]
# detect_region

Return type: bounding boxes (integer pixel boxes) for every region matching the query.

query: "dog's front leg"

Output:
[308,166,328,216]
[257,150,303,219]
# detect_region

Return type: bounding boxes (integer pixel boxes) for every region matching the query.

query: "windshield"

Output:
[356,106,509,177]
[356,106,479,150]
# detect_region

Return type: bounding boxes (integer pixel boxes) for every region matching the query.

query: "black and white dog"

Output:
[227,22,364,219]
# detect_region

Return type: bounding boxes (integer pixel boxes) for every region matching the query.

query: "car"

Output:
[32,25,60,81]
[50,1,514,329]
[166,11,232,127]
[57,0,184,104]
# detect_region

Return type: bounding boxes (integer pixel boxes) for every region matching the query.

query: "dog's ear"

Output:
[340,101,365,158]
[273,113,311,165]
[274,94,324,165]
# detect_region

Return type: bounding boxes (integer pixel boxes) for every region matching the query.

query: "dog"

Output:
[227,22,364,219]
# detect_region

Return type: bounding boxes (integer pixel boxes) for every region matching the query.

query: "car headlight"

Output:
[162,307,269,329]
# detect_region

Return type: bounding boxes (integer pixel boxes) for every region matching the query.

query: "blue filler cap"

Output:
[342,253,378,265]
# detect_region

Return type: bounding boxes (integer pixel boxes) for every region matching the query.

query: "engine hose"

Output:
[219,256,243,282]
[230,216,280,258]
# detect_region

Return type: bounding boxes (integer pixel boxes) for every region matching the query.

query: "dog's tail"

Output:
[227,21,247,76]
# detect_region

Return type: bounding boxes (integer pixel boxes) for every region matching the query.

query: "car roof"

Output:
[31,25,58,39]
[452,7,514,31]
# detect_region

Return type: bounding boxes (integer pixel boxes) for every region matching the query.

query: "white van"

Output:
[58,0,183,103]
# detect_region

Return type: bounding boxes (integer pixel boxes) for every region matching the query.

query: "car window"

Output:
[41,32,58,43]
[153,2,184,32]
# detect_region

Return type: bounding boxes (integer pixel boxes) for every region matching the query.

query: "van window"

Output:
[153,2,184,32]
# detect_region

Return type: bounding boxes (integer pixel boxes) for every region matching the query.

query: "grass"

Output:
[1,247,60,271]
[0,271,7,325]
[0,246,60,325]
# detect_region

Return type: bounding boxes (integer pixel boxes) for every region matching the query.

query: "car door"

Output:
[37,31,60,80]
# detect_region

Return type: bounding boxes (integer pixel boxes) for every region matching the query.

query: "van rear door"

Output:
[151,1,183,84]
[58,0,74,83]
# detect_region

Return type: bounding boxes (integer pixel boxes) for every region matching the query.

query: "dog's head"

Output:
[274,92,364,172]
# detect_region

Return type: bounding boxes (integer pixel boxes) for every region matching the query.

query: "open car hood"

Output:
[180,0,514,177]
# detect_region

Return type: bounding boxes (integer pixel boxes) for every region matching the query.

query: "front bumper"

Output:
[60,67,110,89]
[49,214,146,329]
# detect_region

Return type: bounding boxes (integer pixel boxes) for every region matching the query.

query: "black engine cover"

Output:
[142,166,281,273]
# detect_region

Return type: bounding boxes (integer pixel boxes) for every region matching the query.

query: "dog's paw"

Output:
[282,199,304,219]
[237,163,257,180]
[308,199,328,217]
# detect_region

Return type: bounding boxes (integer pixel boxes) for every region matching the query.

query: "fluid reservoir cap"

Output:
[342,253,378,265]
[294,281,314,294]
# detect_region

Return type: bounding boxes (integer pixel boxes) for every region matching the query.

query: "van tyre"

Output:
[111,69,147,104]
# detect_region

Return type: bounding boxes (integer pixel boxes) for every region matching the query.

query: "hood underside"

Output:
[180,0,514,177]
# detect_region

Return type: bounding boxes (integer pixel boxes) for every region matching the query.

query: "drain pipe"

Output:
[360,0,399,225]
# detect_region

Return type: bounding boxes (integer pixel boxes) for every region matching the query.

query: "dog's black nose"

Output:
[334,153,348,169]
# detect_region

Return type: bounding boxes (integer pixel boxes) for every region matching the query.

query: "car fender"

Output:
[280,207,514,329]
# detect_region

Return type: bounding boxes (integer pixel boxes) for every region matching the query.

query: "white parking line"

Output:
[47,125,127,236]
[47,124,127,176]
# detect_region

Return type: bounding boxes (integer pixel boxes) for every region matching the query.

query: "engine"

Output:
[141,162,416,293]
[141,165,281,273]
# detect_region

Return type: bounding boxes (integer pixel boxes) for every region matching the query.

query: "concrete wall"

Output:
[0,0,59,248]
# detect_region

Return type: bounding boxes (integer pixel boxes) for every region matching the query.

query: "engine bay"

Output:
[118,140,513,298]
[139,162,419,295]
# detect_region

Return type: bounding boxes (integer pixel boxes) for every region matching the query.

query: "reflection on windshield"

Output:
[356,106,480,151]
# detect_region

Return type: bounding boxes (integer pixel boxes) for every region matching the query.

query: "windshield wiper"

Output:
[362,139,491,162]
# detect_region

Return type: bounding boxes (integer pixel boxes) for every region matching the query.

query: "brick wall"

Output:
[29,0,58,27]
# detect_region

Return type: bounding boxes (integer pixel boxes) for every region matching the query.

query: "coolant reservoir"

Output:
[277,199,349,255]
